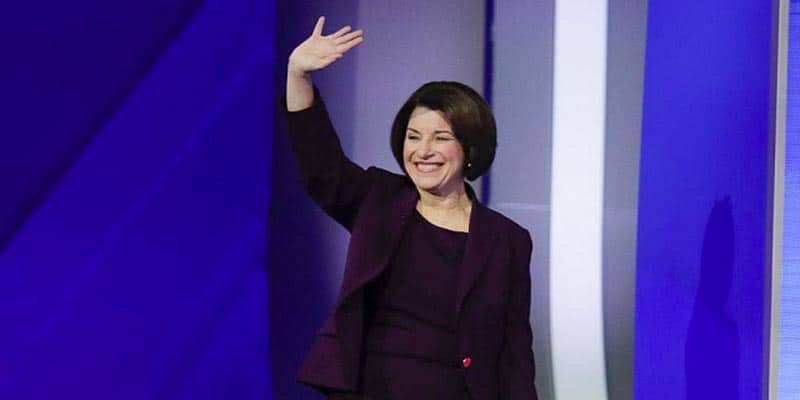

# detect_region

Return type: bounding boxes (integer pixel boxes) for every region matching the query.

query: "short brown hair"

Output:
[390,81,496,181]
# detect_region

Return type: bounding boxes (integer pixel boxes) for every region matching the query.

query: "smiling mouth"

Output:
[414,162,444,173]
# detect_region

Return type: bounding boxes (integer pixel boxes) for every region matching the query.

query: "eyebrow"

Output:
[406,127,455,135]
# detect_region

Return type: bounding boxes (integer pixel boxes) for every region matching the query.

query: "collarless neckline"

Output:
[413,209,469,235]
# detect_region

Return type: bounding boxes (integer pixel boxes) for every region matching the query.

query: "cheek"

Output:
[445,144,465,164]
[402,143,417,168]
[402,143,412,161]
[447,145,466,176]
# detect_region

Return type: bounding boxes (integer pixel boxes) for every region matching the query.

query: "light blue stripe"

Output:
[779,3,800,399]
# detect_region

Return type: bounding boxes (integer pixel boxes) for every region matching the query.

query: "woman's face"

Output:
[403,106,465,196]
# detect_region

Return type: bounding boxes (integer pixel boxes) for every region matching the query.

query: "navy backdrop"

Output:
[1,0,274,398]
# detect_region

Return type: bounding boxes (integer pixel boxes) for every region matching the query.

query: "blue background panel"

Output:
[635,0,772,398]
[0,1,201,250]
[0,1,274,398]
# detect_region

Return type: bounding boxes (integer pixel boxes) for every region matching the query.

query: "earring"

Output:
[466,162,472,169]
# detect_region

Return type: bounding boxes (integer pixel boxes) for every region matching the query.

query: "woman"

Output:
[284,16,538,400]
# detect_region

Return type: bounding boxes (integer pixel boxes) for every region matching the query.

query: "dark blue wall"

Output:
[635,1,773,398]
[0,1,200,250]
[0,1,274,398]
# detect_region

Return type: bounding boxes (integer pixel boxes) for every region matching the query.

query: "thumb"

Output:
[312,16,325,37]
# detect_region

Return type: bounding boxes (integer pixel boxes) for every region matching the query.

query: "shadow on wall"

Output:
[685,197,739,399]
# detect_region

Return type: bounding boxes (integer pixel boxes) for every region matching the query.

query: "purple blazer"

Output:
[284,90,538,400]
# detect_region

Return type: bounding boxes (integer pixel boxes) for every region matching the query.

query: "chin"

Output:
[410,177,439,191]
[412,177,457,195]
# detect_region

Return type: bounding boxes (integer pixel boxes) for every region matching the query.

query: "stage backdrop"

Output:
[1,0,787,399]
[0,0,273,398]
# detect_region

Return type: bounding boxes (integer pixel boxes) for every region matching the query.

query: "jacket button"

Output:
[461,356,472,368]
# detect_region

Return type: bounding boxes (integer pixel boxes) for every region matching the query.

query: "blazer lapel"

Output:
[364,186,418,287]
[334,184,418,386]
[455,193,498,320]
[335,183,418,315]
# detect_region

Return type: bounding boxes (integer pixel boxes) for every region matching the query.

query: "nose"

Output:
[418,137,434,157]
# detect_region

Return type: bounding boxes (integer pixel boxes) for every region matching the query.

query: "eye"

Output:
[436,136,453,141]
[406,133,420,140]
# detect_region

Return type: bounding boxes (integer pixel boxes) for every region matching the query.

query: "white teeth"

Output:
[416,163,441,173]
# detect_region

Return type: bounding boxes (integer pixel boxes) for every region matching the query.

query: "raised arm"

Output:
[284,17,370,230]
[287,16,363,111]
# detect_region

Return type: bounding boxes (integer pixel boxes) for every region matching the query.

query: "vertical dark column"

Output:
[482,0,494,203]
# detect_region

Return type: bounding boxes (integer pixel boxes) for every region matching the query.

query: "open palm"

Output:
[289,16,364,74]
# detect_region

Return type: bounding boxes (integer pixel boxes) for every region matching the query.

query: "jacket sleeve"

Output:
[283,87,373,231]
[498,229,538,399]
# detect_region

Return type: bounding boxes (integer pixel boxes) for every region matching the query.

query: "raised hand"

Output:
[288,16,364,76]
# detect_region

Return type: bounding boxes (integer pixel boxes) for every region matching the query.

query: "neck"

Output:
[416,183,472,212]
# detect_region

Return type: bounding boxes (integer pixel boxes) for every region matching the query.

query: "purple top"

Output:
[356,209,470,399]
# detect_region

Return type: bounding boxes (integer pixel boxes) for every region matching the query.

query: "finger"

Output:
[331,25,352,38]
[336,35,364,53]
[312,16,325,36]
[334,29,363,45]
